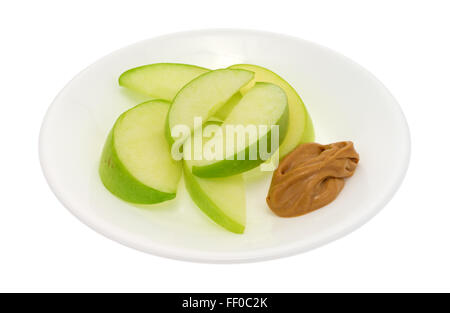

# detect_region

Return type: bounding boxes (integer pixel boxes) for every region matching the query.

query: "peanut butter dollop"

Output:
[267,141,359,217]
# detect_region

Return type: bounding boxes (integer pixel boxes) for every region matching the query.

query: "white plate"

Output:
[39,29,410,263]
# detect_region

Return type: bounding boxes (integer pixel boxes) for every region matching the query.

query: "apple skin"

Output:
[183,164,245,234]
[300,109,315,144]
[228,64,314,158]
[191,92,289,178]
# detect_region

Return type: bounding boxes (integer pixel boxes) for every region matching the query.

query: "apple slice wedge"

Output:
[228,64,314,158]
[184,164,246,234]
[191,82,289,178]
[166,69,254,145]
[119,63,209,101]
[183,122,246,234]
[99,100,182,204]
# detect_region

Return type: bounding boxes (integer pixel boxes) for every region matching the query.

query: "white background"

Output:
[1,0,449,292]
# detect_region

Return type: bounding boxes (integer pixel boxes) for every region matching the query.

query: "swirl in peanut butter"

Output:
[267,141,359,217]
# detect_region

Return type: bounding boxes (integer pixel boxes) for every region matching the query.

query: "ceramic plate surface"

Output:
[39,29,410,263]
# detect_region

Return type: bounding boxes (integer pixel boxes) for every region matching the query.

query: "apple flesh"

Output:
[118,63,209,101]
[99,100,182,204]
[183,165,246,234]
[166,69,254,145]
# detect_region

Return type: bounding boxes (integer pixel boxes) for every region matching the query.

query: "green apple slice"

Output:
[119,63,209,101]
[228,64,314,158]
[183,121,246,234]
[184,165,246,234]
[166,69,254,145]
[99,100,182,204]
[191,82,289,178]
